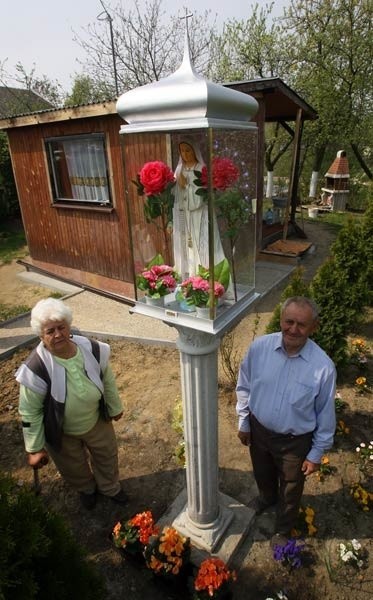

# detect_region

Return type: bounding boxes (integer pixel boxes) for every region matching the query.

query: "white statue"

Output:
[173,140,228,281]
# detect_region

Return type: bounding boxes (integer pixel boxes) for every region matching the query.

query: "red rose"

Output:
[139,161,175,196]
[200,157,240,191]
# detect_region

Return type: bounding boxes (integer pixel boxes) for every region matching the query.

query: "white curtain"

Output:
[63,139,109,202]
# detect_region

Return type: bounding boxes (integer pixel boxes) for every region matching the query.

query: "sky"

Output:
[1,0,289,93]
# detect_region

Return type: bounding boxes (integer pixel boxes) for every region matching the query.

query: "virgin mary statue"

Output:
[172,140,228,282]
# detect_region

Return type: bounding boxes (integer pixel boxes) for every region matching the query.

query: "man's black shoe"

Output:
[79,490,97,510]
[248,496,277,516]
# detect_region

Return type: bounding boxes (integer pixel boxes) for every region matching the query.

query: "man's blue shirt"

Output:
[236,332,336,463]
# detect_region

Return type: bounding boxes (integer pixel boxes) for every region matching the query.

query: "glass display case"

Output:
[120,126,258,332]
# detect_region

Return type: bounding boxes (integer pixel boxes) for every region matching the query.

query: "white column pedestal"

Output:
[169,325,255,556]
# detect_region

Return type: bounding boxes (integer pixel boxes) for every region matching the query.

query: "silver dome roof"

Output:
[117,33,258,132]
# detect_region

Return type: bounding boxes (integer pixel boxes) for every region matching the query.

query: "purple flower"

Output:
[273,538,305,569]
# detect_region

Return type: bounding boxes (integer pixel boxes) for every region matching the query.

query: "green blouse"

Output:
[19,346,123,453]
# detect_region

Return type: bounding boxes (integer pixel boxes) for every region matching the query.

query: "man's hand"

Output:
[237,431,251,446]
[112,412,123,422]
[301,459,319,476]
[27,451,49,469]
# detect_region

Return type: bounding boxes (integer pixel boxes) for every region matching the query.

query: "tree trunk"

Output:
[309,171,319,199]
[351,143,372,180]
[308,144,327,199]
[266,171,274,199]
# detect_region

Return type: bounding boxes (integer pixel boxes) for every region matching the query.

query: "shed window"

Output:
[45,134,112,205]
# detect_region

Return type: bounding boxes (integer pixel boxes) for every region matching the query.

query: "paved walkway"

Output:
[0,261,294,359]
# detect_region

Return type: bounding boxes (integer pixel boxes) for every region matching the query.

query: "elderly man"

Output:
[236,296,336,548]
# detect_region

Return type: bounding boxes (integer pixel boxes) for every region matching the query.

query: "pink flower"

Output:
[200,157,240,191]
[136,262,179,297]
[182,276,210,292]
[180,274,225,307]
[139,161,175,196]
[213,281,225,298]
[151,265,175,277]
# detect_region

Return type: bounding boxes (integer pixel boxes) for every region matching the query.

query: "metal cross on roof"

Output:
[180,8,193,37]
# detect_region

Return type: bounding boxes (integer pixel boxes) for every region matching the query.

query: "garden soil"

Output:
[0,220,372,600]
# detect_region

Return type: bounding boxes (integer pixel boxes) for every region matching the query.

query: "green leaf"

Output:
[146,254,165,267]
[214,258,230,291]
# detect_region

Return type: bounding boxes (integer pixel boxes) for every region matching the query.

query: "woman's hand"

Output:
[27,450,49,469]
[112,412,123,422]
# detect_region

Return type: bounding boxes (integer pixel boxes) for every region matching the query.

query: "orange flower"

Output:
[159,527,186,557]
[194,558,236,597]
[144,526,190,576]
[129,510,159,545]
[149,555,164,573]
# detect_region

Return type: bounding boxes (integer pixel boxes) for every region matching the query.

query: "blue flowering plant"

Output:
[272,538,305,570]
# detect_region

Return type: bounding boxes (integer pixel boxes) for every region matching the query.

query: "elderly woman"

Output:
[16,298,126,509]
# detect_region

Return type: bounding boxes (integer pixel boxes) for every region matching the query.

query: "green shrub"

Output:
[360,197,373,305]
[0,133,19,219]
[331,216,369,319]
[265,210,371,370]
[310,258,351,368]
[0,473,106,600]
[265,267,311,334]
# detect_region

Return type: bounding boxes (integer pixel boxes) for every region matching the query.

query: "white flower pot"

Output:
[145,295,165,307]
[195,306,214,319]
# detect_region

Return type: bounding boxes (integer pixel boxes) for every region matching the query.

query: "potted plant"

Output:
[177,263,228,317]
[144,526,191,582]
[111,510,159,560]
[193,557,236,599]
[136,254,179,306]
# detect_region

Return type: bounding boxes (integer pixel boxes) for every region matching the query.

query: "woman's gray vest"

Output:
[16,336,108,451]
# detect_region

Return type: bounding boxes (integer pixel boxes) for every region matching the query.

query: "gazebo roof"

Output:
[225,77,317,122]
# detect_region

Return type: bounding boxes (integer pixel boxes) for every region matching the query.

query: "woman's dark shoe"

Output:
[109,489,128,505]
[79,490,97,510]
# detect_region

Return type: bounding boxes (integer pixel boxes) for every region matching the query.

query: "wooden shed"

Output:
[0,78,317,302]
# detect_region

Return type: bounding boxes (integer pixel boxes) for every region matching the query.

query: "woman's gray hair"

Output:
[281,296,320,321]
[30,298,73,335]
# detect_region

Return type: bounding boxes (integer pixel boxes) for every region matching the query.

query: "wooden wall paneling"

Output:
[8,117,168,286]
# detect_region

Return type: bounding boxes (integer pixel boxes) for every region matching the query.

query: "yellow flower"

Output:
[356,377,366,386]
[308,524,317,536]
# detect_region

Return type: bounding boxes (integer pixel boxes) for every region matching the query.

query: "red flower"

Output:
[139,161,175,196]
[200,157,239,191]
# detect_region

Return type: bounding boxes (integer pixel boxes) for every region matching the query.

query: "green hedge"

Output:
[0,473,106,600]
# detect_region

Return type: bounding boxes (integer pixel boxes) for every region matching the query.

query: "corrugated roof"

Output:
[0,86,54,118]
